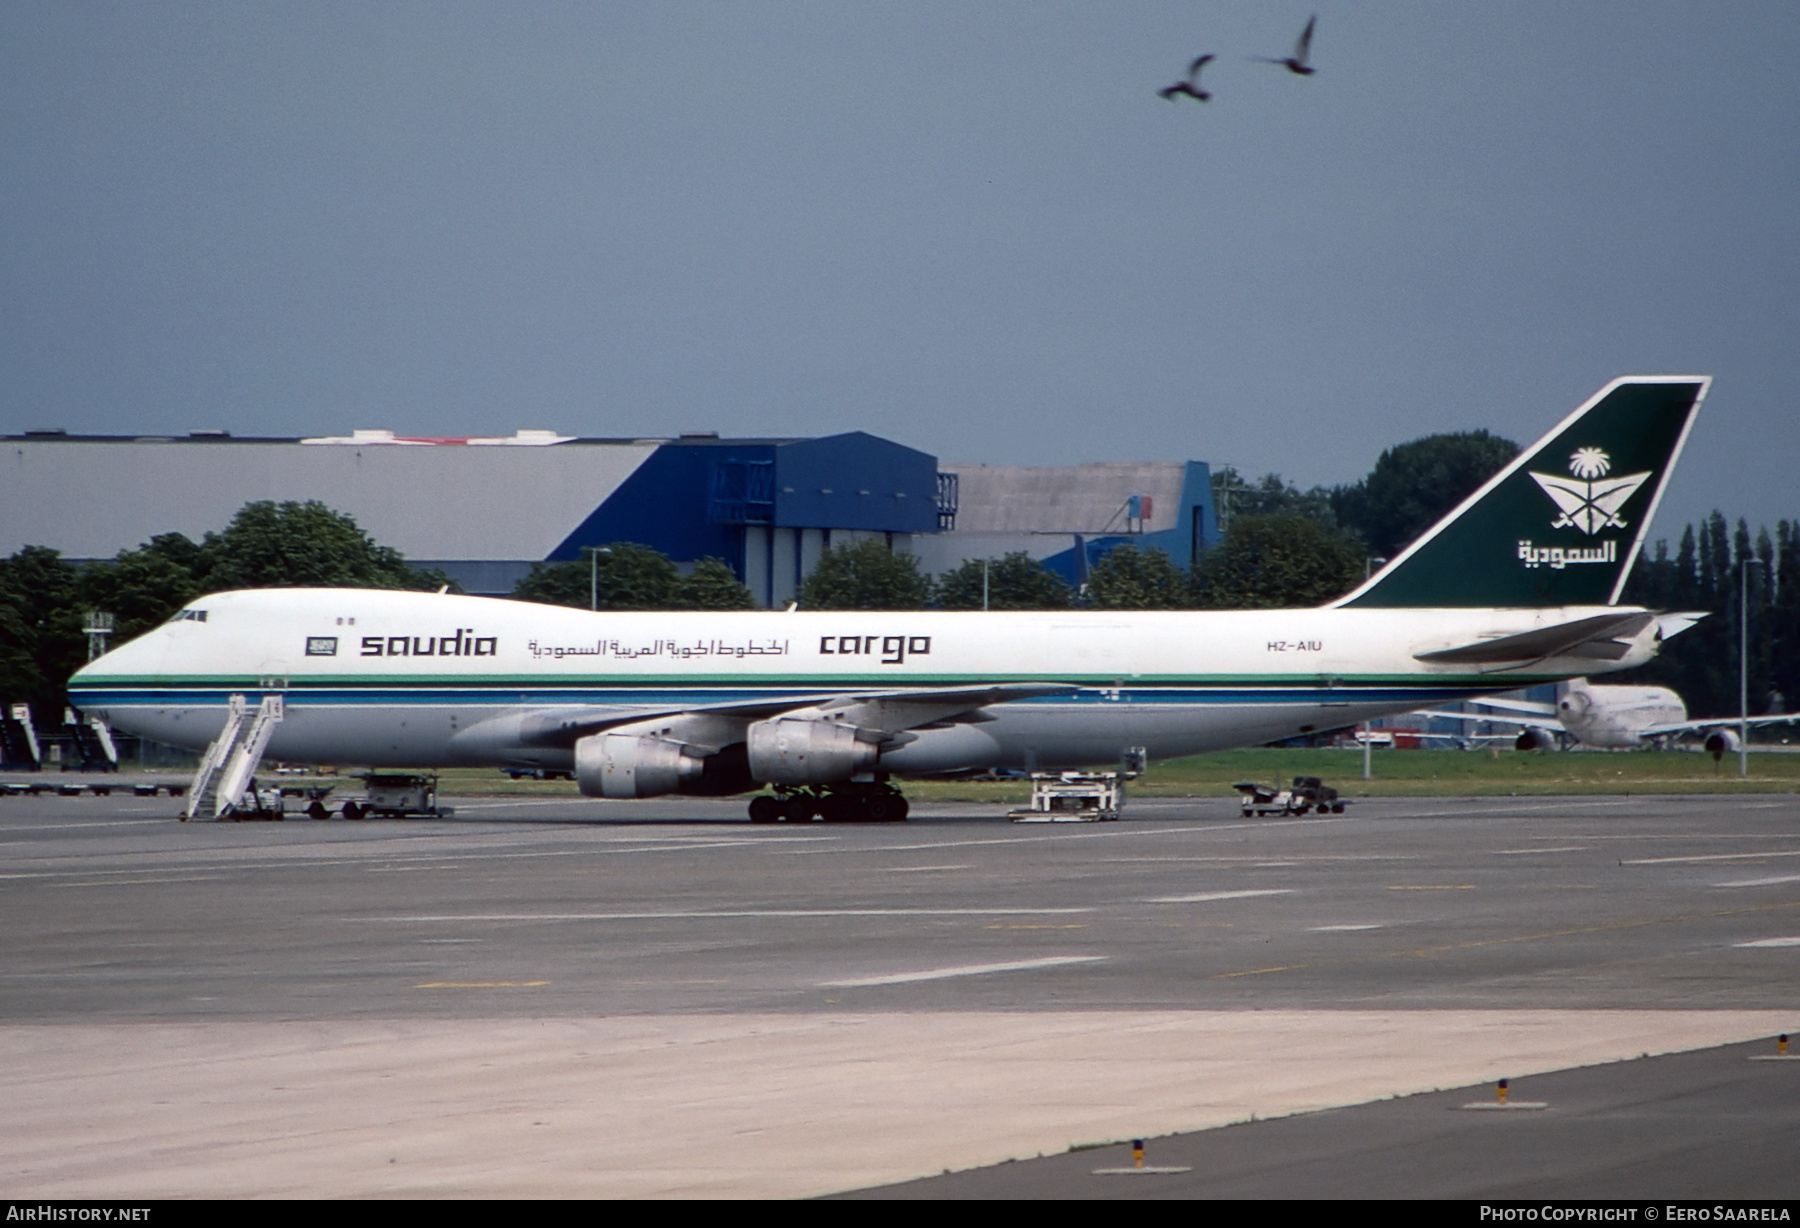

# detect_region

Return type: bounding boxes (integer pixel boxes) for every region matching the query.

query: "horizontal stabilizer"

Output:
[1415,612,1654,665]
[1656,612,1709,641]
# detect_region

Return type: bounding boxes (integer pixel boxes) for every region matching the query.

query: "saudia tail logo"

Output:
[1530,448,1649,535]
[1517,447,1650,571]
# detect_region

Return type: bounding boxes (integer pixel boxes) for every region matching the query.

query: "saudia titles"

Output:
[359,629,498,657]
[1516,446,1650,571]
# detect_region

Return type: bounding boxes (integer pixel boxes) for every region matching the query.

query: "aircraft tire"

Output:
[748,795,780,824]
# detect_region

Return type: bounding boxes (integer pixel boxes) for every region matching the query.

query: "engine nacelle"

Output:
[1704,728,1742,762]
[576,733,705,798]
[746,718,877,785]
[1515,728,1555,751]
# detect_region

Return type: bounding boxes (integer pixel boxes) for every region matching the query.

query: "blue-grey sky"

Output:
[4,2,1796,545]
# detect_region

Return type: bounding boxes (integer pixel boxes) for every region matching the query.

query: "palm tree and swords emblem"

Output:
[1529,447,1652,535]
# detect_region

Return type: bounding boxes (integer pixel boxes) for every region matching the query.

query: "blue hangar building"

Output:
[0,426,1219,606]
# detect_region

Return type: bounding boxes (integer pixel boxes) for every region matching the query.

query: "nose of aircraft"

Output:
[69,615,168,685]
[70,650,107,684]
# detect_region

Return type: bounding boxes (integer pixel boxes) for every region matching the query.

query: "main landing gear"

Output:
[747,782,909,824]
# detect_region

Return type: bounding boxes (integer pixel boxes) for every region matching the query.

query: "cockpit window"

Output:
[166,608,208,624]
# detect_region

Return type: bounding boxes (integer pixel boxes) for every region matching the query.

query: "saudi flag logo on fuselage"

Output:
[1529,447,1651,536]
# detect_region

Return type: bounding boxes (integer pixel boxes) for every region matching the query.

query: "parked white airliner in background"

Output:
[1421,676,1795,756]
[70,377,1710,821]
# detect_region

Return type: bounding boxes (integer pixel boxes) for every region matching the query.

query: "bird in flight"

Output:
[1256,15,1317,75]
[1158,54,1216,102]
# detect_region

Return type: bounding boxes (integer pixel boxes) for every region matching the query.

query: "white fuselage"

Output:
[69,589,1662,781]
[1557,681,1687,749]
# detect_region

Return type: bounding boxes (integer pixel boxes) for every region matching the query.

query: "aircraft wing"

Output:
[1412,709,1562,732]
[511,682,1078,750]
[1414,612,1655,666]
[1639,714,1800,738]
[1448,695,1559,718]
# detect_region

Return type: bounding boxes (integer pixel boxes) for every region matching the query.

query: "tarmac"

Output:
[1,786,1796,1198]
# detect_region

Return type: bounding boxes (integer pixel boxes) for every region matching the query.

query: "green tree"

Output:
[510,544,753,610]
[511,559,591,609]
[2,507,449,726]
[1211,467,1340,532]
[513,543,677,609]
[197,501,450,593]
[1331,430,1519,558]
[1619,511,1799,719]
[1084,543,1189,609]
[77,534,203,647]
[1193,513,1366,609]
[0,546,84,724]
[935,552,1072,610]
[672,557,757,610]
[1774,520,1800,713]
[798,539,932,610]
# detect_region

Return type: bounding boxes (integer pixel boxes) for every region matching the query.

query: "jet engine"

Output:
[1704,728,1742,762]
[746,717,877,785]
[575,732,705,799]
[1515,728,1555,751]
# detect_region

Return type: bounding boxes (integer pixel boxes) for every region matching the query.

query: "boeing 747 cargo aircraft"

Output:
[70,377,1709,821]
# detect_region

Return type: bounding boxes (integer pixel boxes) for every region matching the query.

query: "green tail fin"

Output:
[1333,376,1708,609]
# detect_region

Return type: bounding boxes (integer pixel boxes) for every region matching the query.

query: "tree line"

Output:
[1618,514,1800,719]
[794,528,1367,613]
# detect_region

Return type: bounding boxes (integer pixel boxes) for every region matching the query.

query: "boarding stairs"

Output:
[1,704,41,771]
[184,694,283,819]
[61,708,119,771]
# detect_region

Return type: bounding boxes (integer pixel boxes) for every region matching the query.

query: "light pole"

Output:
[1740,557,1750,778]
[1213,475,1253,535]
[589,546,613,611]
[82,610,114,662]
